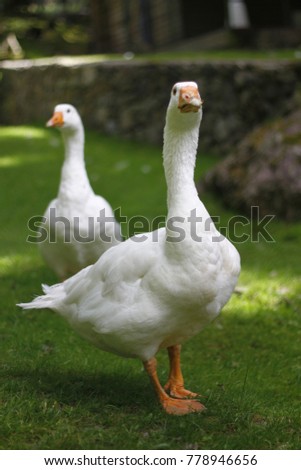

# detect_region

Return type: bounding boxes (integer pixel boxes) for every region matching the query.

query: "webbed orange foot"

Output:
[162,396,205,415]
[143,357,205,416]
[164,380,199,399]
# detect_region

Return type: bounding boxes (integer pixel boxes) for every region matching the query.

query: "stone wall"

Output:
[0,57,301,153]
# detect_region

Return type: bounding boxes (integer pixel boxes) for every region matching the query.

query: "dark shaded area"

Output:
[202,109,301,221]
[89,0,111,52]
[180,0,225,37]
[245,0,292,27]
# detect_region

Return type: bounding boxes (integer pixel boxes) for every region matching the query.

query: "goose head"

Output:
[166,82,203,129]
[173,82,203,113]
[46,104,83,134]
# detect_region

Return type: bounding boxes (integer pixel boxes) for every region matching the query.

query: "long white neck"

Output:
[163,110,206,219]
[58,125,92,199]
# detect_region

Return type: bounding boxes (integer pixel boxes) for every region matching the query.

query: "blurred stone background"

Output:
[1,59,301,154]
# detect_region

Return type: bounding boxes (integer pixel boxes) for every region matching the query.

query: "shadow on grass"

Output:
[3,364,153,412]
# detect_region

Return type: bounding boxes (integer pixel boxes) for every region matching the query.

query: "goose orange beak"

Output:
[178,86,203,113]
[46,111,64,127]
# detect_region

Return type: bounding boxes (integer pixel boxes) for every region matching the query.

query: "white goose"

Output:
[19,83,240,415]
[39,104,122,280]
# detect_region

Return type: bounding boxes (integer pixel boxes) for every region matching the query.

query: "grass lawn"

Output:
[0,125,300,450]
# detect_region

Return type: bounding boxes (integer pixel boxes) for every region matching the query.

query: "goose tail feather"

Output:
[17,283,64,311]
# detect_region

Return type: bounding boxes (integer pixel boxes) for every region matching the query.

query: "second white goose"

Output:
[39,104,122,280]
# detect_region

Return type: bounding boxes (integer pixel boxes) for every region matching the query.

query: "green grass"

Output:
[0,125,300,450]
[5,49,301,62]
[137,49,301,62]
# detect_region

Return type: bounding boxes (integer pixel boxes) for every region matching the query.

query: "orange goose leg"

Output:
[143,357,205,415]
[164,344,199,399]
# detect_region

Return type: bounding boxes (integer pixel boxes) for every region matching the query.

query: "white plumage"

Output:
[19,83,240,415]
[39,104,122,280]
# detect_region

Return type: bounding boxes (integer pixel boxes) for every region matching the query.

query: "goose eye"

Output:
[67,109,71,113]
[172,87,177,96]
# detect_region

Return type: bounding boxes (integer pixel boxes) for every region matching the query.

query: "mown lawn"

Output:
[0,125,300,450]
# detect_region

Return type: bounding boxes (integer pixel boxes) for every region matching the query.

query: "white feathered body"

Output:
[26,219,240,362]
[40,164,121,280]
